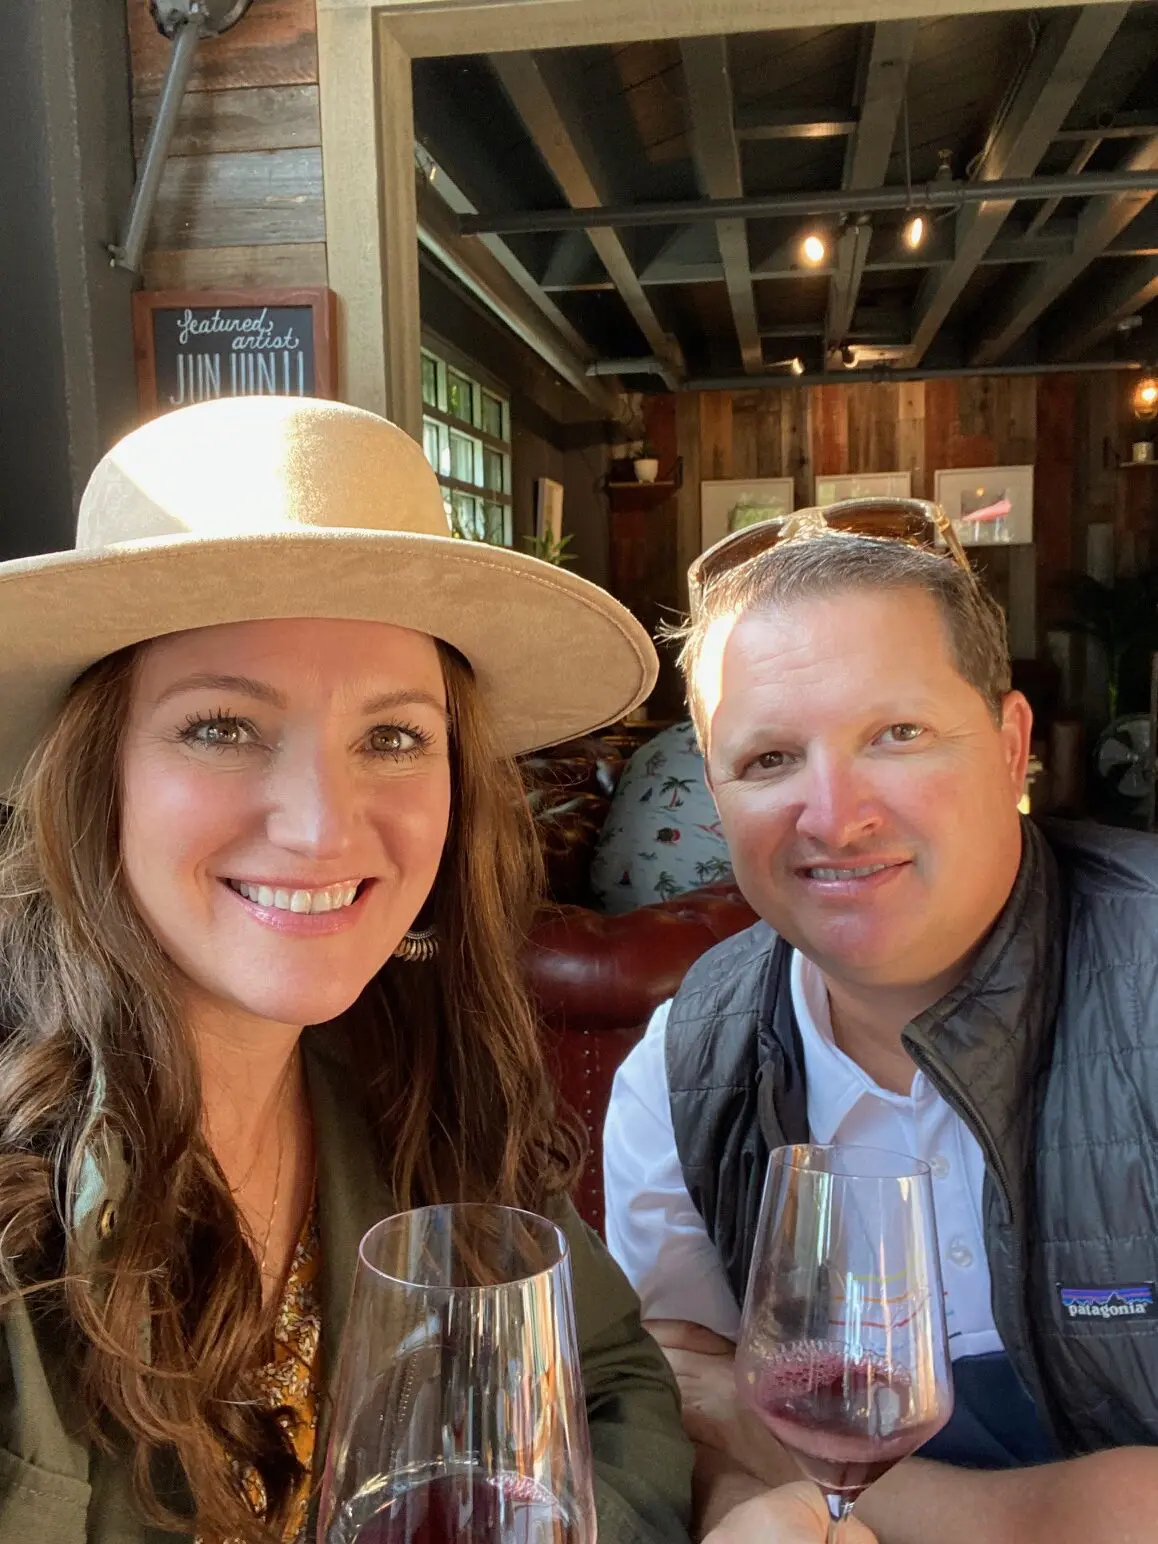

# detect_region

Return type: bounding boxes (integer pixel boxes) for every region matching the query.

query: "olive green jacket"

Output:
[0,1027,693,1543]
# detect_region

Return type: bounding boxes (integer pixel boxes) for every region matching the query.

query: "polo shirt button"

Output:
[929,1154,950,1179]
[948,1237,974,1268]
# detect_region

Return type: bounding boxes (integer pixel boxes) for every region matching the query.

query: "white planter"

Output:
[633,458,660,484]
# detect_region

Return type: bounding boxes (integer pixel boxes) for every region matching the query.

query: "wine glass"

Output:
[318,1204,596,1544]
[735,1145,953,1541]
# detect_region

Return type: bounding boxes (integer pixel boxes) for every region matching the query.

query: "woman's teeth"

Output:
[807,863,892,880]
[229,880,360,914]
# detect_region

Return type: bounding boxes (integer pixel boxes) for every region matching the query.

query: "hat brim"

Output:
[0,528,658,791]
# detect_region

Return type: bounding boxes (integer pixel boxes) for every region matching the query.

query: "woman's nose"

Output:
[263,741,357,859]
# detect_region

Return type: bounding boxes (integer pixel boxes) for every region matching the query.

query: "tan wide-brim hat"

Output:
[0,395,657,791]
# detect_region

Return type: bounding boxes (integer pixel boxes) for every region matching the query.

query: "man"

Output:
[603,518,1158,1543]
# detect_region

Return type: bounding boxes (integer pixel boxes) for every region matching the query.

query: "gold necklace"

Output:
[258,1105,286,1281]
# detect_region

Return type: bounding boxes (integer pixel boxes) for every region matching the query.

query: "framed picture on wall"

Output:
[814,471,913,504]
[700,477,795,552]
[934,465,1034,546]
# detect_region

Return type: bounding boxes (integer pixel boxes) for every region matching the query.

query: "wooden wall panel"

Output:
[129,0,317,94]
[783,389,813,510]
[897,380,926,496]
[657,371,1146,671]
[811,385,848,476]
[1034,374,1076,631]
[129,0,324,295]
[142,242,328,289]
[149,148,325,250]
[134,84,321,158]
[699,392,733,480]
[730,393,760,480]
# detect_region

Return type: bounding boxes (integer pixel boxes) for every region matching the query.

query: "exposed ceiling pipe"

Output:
[680,359,1142,392]
[461,170,1158,237]
[586,356,682,390]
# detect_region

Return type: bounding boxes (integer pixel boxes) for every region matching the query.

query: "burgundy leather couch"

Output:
[523,884,757,1233]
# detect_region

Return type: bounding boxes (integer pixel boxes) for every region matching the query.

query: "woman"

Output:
[0,397,692,1544]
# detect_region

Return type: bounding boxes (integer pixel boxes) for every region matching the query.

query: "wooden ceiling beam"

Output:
[901,4,1129,368]
[1048,255,1158,358]
[356,0,1132,60]
[735,106,857,142]
[416,177,620,414]
[488,51,683,376]
[973,134,1158,364]
[825,19,919,358]
[680,37,761,373]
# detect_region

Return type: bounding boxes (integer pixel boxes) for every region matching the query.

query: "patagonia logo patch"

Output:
[1057,1283,1157,1321]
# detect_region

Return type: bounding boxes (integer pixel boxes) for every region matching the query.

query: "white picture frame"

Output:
[934,465,1034,547]
[534,476,564,543]
[700,477,795,552]
[814,470,913,504]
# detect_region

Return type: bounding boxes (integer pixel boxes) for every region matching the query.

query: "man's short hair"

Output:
[675,529,1012,741]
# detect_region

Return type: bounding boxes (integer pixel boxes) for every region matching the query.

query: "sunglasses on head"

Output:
[687,496,971,615]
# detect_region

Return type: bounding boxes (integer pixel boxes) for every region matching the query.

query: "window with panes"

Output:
[421,351,512,546]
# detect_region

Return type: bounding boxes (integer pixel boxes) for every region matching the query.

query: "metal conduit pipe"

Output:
[680,360,1144,392]
[461,170,1158,237]
[586,356,682,390]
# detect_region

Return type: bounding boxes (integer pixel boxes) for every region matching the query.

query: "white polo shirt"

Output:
[603,949,1004,1362]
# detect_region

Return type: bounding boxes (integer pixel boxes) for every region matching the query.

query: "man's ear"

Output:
[1000,690,1034,800]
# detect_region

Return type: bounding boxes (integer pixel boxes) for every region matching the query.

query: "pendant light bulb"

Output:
[801,232,828,266]
[903,212,927,250]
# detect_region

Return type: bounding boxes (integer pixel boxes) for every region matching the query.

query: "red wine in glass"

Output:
[739,1340,947,1502]
[736,1147,953,1540]
[333,1470,579,1544]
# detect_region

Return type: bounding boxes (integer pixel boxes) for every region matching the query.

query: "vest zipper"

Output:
[901,1037,1016,1223]
[903,1036,1066,1448]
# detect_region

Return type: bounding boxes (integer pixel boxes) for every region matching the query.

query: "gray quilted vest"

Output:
[666,817,1158,1455]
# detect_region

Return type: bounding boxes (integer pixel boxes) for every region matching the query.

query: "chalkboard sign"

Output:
[133,287,337,414]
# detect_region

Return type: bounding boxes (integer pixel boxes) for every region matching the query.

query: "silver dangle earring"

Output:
[393,924,438,963]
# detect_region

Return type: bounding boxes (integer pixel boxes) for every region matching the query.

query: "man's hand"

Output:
[647,1319,799,1487]
[702,1480,879,1543]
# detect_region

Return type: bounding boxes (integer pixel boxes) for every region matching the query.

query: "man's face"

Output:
[698,586,1031,991]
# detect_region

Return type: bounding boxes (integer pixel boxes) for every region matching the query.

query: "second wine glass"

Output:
[736,1145,953,1541]
[317,1203,596,1544]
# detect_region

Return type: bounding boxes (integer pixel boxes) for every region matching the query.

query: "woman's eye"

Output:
[180,715,253,749]
[367,724,430,757]
[879,723,924,745]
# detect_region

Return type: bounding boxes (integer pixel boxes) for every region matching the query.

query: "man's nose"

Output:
[793,751,883,851]
[264,740,358,859]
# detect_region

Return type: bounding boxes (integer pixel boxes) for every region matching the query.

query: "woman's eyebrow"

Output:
[153,675,450,725]
[360,689,450,724]
[153,673,285,708]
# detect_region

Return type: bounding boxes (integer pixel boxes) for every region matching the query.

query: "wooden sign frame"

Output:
[132,287,338,415]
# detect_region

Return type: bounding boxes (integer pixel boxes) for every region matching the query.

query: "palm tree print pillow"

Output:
[589,720,733,916]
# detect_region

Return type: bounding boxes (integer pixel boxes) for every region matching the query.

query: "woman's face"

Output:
[120,618,453,1033]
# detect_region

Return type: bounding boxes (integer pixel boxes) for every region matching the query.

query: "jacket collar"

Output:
[301,1023,395,1457]
[71,1023,394,1460]
[902,817,1064,1224]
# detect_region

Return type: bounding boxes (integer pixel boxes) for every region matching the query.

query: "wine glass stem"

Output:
[824,1494,852,1543]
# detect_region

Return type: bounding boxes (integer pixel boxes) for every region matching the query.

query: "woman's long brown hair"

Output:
[0,641,583,1542]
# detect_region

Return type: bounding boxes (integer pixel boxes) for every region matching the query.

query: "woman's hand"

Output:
[702,1480,880,1544]
[647,1319,799,1486]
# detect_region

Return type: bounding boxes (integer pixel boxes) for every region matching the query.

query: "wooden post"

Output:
[316,5,422,438]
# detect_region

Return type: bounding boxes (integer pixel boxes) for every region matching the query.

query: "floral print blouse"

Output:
[209,1198,322,1544]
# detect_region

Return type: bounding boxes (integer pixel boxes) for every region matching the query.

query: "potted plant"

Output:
[632,441,660,484]
[522,530,577,566]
